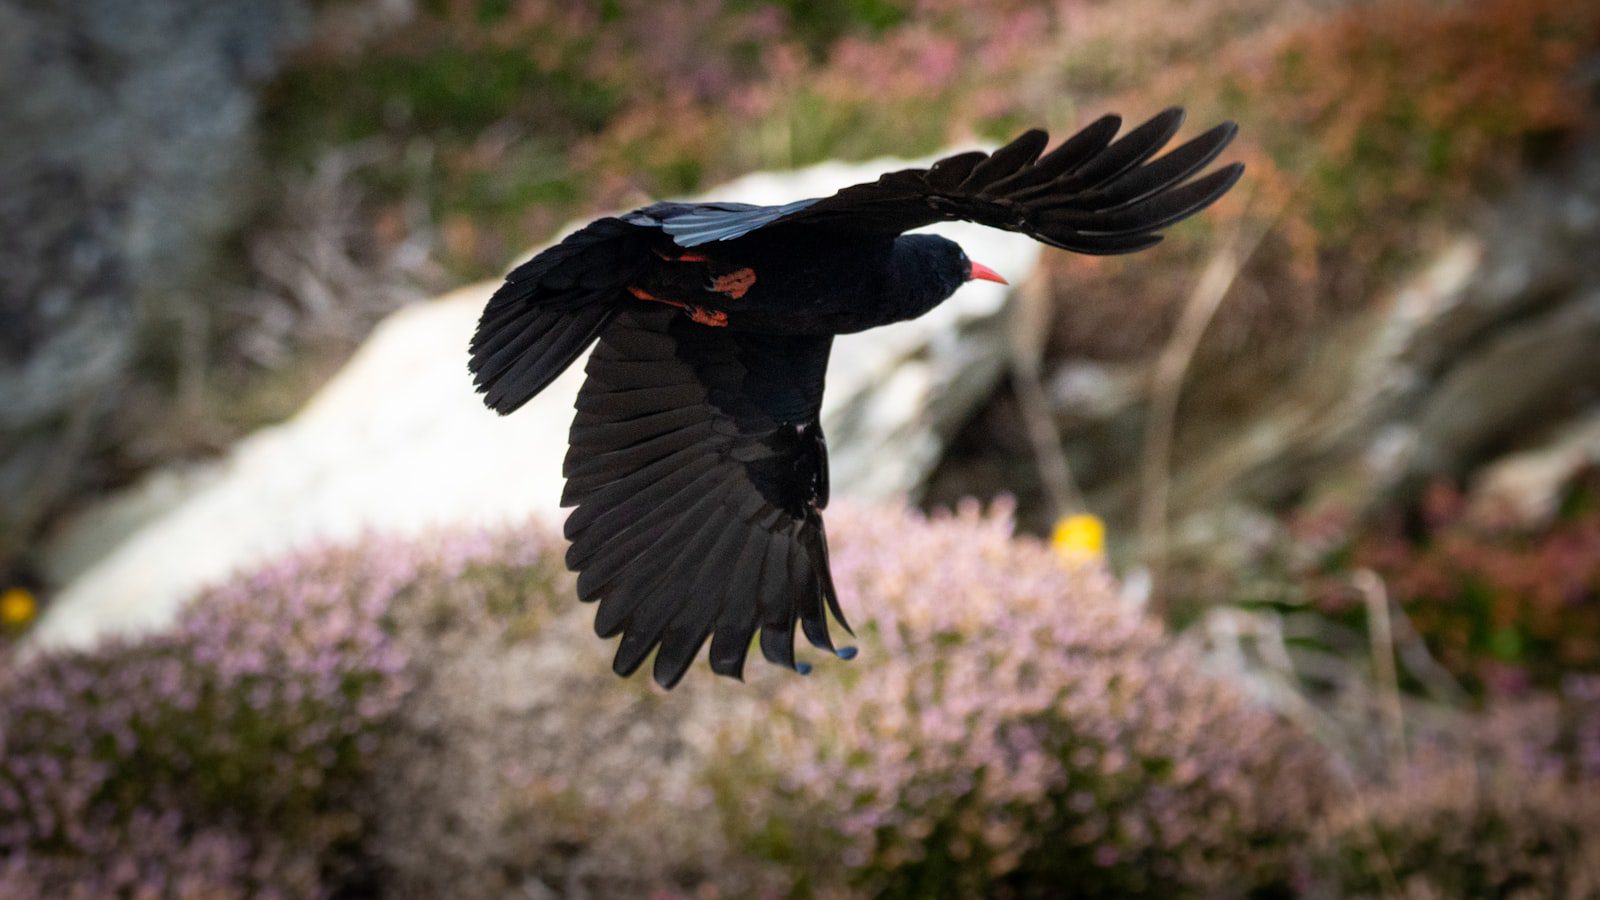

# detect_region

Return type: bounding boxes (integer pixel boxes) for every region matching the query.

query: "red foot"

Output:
[710,267,756,300]
[629,285,726,327]
[689,307,728,327]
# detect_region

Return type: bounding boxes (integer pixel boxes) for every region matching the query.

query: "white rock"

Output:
[1468,408,1600,526]
[32,153,1038,650]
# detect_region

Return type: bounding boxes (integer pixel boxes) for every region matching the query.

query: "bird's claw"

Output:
[709,267,756,300]
[688,306,728,327]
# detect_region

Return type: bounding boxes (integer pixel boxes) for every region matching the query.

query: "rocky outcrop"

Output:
[0,0,309,571]
[1164,143,1600,550]
[929,139,1600,561]
[1468,408,1600,526]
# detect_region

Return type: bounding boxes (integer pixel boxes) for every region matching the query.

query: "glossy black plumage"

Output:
[468,108,1242,687]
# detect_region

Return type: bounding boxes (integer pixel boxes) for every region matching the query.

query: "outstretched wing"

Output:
[641,108,1241,255]
[561,308,851,688]
[470,216,658,415]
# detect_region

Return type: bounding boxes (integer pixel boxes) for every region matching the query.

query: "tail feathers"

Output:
[470,299,616,415]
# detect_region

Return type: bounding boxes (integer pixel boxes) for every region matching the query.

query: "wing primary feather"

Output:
[562,452,719,542]
[1055,121,1238,213]
[923,150,990,191]
[557,315,843,685]
[707,528,770,678]
[959,129,1049,192]
[650,522,749,688]
[471,313,562,392]
[566,465,725,576]
[806,511,854,641]
[989,114,1122,193]
[593,480,735,639]
[759,621,805,675]
[755,537,807,674]
[470,216,651,414]
[1040,107,1186,198]
[608,507,734,676]
[527,115,1245,689]
[1036,231,1165,256]
[617,109,1239,249]
[790,512,844,650]
[469,304,547,364]
[1038,163,1244,238]
[479,305,615,414]
[797,570,833,654]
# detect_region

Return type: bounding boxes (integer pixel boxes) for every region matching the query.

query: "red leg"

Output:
[630,285,727,327]
[653,248,709,263]
[629,285,687,309]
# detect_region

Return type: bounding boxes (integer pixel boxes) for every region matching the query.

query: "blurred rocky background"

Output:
[3,0,1600,896]
[0,0,313,576]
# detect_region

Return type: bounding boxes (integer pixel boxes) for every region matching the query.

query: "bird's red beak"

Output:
[968,260,1009,285]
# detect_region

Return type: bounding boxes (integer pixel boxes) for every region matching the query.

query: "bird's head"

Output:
[889,234,1009,323]
[906,233,1009,289]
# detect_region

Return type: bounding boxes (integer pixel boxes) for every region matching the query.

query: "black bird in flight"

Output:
[469,108,1242,688]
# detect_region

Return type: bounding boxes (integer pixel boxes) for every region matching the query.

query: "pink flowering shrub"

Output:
[0,528,557,898]
[357,528,773,898]
[1322,769,1600,898]
[713,502,1334,897]
[0,813,320,900]
[1,505,1336,896]
[1301,675,1600,898]
[17,503,1595,896]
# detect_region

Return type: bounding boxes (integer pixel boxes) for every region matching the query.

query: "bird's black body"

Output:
[622,222,911,334]
[469,108,1243,688]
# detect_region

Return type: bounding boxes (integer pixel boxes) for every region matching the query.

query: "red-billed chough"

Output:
[469,108,1242,688]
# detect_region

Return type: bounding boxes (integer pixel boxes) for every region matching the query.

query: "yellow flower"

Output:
[1,587,38,628]
[1051,513,1106,564]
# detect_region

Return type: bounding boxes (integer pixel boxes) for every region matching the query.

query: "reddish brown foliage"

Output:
[1337,471,1600,693]
[1045,0,1599,370]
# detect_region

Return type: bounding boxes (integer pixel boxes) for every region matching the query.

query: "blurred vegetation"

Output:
[1045,0,1600,368]
[267,0,952,280]
[256,0,1600,536]
[715,504,1329,898]
[1316,754,1600,897]
[1258,0,1591,245]
[1319,469,1600,695]
[265,0,1597,312]
[12,507,1600,896]
[263,0,1274,280]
